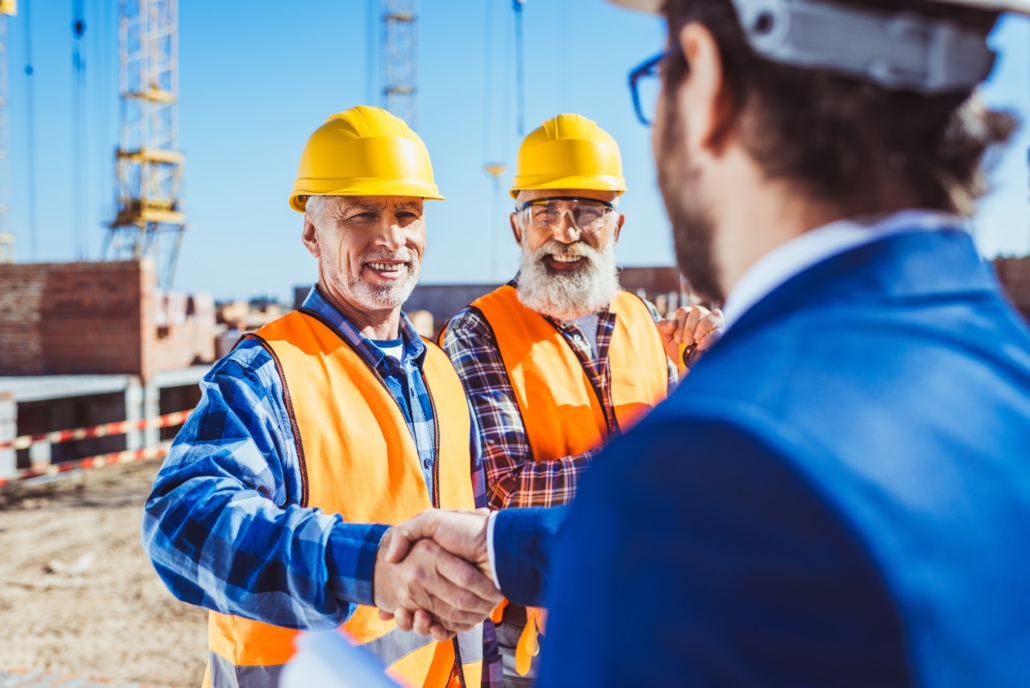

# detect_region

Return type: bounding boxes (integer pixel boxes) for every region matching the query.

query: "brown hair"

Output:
[661,0,1016,216]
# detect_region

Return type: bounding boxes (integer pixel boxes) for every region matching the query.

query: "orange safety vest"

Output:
[469,285,669,462]
[203,309,482,688]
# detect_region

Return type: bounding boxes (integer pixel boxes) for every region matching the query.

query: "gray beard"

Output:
[657,101,724,303]
[348,262,420,310]
[325,251,421,312]
[516,239,620,322]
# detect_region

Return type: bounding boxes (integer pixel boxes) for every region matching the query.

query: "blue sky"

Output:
[4,1,1029,301]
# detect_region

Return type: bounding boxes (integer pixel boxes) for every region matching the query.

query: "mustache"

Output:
[531,240,601,260]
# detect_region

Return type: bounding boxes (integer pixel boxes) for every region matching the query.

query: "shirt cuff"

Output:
[487,510,500,585]
[326,521,390,607]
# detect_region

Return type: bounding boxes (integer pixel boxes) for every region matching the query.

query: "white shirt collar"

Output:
[721,209,965,331]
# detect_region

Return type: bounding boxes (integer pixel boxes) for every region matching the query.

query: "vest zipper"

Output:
[452,637,468,687]
[420,370,443,510]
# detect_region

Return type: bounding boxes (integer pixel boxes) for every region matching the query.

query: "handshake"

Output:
[372,509,502,641]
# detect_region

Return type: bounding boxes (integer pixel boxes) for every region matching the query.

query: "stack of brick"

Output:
[0,259,215,379]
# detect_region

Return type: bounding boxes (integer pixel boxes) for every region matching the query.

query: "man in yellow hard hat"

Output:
[142,106,502,688]
[440,113,722,685]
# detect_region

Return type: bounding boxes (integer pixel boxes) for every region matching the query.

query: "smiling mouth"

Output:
[545,254,585,270]
[367,261,406,272]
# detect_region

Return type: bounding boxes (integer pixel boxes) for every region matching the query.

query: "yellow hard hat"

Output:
[290,106,444,212]
[510,113,626,199]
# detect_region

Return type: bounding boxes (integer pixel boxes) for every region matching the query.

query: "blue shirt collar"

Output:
[301,286,427,370]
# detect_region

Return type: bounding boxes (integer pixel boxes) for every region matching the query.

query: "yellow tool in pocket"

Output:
[679,340,698,374]
[515,607,547,677]
[491,600,548,677]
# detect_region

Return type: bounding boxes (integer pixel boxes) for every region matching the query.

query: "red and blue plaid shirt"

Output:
[443,283,677,510]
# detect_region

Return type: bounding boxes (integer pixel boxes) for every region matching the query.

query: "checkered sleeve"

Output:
[443,307,601,510]
[141,340,388,630]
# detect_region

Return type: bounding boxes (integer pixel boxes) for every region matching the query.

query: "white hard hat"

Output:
[610,0,1030,14]
[609,0,1030,93]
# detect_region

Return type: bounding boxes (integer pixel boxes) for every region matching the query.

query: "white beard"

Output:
[516,239,620,321]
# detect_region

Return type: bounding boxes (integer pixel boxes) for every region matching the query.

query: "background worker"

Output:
[441,113,722,684]
[142,106,501,688]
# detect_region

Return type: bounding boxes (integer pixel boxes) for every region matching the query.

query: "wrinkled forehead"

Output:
[318,195,424,216]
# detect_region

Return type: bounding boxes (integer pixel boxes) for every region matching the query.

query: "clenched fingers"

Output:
[398,540,499,620]
[433,544,502,608]
[694,309,724,351]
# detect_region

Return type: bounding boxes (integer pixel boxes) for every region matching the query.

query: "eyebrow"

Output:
[341,200,386,214]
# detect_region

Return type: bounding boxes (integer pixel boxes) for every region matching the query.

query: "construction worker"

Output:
[141,106,503,688]
[441,113,722,685]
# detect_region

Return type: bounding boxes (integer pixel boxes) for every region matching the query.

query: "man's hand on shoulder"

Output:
[656,306,724,368]
[373,510,500,641]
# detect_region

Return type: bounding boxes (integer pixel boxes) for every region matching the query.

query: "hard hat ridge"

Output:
[511,113,627,199]
[289,105,444,212]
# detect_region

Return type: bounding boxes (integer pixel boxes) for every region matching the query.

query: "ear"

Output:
[302,214,321,258]
[612,213,625,243]
[677,22,733,155]
[509,213,523,247]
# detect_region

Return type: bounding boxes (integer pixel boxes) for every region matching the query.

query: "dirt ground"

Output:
[0,461,207,687]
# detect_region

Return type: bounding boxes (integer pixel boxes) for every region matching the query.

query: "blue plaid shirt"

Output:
[141,287,487,630]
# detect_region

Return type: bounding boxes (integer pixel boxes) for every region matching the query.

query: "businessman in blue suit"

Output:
[379,0,1030,685]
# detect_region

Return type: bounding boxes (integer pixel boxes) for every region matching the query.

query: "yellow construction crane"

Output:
[105,0,186,290]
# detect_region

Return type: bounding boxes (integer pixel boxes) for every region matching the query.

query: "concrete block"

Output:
[28,440,51,468]
[125,377,143,451]
[0,392,16,479]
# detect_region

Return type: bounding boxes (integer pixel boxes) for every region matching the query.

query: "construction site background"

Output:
[0,461,206,688]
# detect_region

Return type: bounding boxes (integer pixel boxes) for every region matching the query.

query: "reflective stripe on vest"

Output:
[471,285,669,462]
[205,309,482,688]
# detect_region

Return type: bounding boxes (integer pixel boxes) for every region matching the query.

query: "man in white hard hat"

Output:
[377,0,1030,686]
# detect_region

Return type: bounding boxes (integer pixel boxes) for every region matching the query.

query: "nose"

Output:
[377,217,406,252]
[552,210,582,244]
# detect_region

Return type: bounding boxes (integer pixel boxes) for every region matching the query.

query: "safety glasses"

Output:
[518,197,615,234]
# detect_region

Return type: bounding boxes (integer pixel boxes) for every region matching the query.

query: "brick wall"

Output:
[995,256,1030,322]
[0,261,144,375]
[0,264,45,374]
[0,260,215,379]
[618,266,684,297]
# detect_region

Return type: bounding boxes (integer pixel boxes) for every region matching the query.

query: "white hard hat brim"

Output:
[608,0,1030,15]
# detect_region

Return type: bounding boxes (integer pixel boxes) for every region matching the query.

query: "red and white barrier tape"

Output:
[0,410,193,451]
[0,440,174,487]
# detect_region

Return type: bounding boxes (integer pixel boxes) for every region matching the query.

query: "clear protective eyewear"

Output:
[518,196,616,234]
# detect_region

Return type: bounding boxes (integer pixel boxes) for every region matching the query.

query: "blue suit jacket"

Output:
[494,227,1030,686]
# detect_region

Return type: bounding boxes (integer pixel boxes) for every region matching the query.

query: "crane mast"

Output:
[0,1,14,263]
[107,0,185,290]
[380,0,419,129]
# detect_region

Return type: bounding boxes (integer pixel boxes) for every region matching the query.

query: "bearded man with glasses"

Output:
[439,113,722,686]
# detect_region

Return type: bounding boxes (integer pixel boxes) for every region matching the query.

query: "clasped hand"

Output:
[655,305,724,366]
[373,509,500,641]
